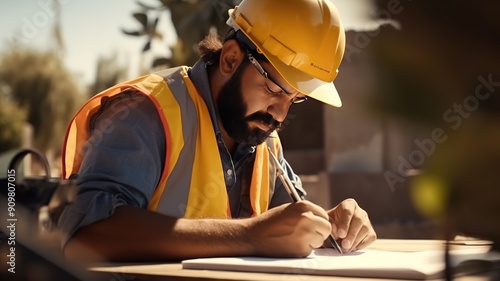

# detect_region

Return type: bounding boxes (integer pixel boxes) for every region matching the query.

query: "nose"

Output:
[267,99,291,123]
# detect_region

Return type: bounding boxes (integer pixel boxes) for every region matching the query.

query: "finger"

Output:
[348,211,372,250]
[300,211,332,249]
[298,200,330,221]
[349,226,371,251]
[292,201,331,241]
[306,210,332,240]
[351,231,377,251]
[331,199,357,239]
[290,201,331,228]
[310,229,328,248]
[342,214,363,252]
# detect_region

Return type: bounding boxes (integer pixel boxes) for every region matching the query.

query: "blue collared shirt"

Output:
[58,60,304,246]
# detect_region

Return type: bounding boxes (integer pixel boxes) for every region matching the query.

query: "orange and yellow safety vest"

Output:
[62,66,281,218]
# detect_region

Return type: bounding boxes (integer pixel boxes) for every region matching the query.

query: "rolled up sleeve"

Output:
[58,91,165,246]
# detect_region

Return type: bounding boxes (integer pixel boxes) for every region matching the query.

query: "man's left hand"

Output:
[327,198,377,252]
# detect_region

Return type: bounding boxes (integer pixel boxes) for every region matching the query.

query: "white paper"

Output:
[182,248,500,280]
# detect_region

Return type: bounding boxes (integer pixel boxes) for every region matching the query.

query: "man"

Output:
[59,0,376,261]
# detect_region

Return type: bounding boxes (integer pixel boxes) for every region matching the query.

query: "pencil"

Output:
[267,147,343,255]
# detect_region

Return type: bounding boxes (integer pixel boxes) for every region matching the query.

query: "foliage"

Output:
[0,94,26,153]
[122,0,240,68]
[0,47,83,153]
[90,53,129,97]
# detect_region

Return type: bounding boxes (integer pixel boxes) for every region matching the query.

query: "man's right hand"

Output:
[64,202,332,262]
[246,200,332,257]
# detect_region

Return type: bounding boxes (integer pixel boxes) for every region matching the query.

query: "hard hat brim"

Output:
[259,47,343,107]
[307,81,343,107]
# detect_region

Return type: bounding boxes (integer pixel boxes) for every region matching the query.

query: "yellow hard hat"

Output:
[226,0,346,107]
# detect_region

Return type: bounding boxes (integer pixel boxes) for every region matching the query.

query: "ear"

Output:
[219,39,245,76]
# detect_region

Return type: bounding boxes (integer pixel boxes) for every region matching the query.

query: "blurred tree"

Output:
[122,0,240,69]
[0,92,27,154]
[0,47,83,154]
[90,53,129,97]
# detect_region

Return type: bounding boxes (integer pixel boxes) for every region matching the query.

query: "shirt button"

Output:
[226,169,233,176]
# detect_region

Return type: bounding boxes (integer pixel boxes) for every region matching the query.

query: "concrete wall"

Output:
[281,29,440,239]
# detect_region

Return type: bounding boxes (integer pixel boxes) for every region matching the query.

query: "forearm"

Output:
[64,205,254,262]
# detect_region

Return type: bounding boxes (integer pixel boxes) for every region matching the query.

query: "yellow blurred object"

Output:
[226,0,345,107]
[411,174,448,219]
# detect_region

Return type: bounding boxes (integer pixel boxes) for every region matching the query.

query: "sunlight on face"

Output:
[217,60,281,147]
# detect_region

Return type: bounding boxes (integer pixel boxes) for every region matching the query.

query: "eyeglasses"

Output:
[246,52,308,104]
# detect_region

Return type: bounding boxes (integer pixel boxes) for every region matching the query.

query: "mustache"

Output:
[245,111,282,130]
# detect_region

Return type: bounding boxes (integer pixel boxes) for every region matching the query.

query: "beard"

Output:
[217,61,281,147]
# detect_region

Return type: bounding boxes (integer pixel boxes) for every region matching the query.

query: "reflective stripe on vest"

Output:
[62,66,280,218]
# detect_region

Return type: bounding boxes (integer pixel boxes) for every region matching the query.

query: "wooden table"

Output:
[87,239,497,281]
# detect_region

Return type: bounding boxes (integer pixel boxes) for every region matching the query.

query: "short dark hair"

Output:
[197,33,223,65]
[197,29,268,65]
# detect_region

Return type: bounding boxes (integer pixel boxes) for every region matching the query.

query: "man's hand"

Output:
[328,198,377,252]
[247,201,332,257]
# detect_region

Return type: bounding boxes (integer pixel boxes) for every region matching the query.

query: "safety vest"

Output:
[62,66,281,218]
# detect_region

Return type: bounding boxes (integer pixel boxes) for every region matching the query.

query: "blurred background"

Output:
[1,0,500,279]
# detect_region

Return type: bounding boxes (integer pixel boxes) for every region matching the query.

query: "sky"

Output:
[0,0,176,89]
[0,0,376,91]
